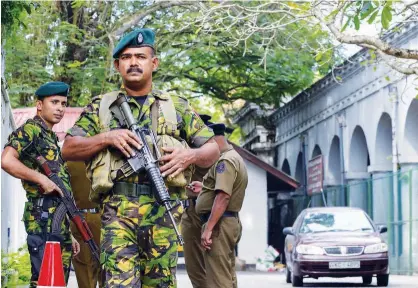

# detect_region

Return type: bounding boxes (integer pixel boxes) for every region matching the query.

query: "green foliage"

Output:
[3,0,333,123]
[338,0,393,31]
[1,1,32,36]
[1,246,31,287]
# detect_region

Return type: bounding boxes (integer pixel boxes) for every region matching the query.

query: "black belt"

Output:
[183,198,197,209]
[199,211,238,223]
[113,182,154,197]
[79,208,100,214]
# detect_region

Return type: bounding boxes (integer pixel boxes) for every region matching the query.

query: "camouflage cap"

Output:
[113,28,155,59]
[35,81,70,99]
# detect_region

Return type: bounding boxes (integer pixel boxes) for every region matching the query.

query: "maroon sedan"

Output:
[283,207,389,287]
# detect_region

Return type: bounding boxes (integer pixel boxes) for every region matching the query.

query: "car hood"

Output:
[299,232,382,247]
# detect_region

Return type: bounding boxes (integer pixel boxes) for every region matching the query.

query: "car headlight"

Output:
[364,243,388,254]
[296,244,324,255]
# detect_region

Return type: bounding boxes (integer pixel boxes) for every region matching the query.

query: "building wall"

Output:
[1,85,27,253]
[238,159,268,264]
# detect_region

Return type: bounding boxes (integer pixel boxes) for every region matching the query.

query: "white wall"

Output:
[1,85,27,253]
[238,159,268,264]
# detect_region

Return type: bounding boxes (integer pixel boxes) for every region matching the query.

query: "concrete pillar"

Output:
[345,172,371,214]
[398,163,418,274]
[367,167,393,225]
[323,185,343,206]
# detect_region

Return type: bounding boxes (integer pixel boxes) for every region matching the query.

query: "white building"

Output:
[234,22,418,273]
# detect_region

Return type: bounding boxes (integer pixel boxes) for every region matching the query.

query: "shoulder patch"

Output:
[216,161,226,174]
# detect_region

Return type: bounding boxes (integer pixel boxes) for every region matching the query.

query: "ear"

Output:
[114,59,120,72]
[152,57,159,72]
[36,99,43,112]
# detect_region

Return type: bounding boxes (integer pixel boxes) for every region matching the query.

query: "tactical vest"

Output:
[86,90,193,203]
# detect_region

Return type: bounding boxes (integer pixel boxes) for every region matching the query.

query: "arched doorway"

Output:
[373,113,393,223]
[328,136,343,206]
[295,152,304,183]
[281,159,291,176]
[349,126,371,212]
[312,145,322,158]
[404,99,418,161]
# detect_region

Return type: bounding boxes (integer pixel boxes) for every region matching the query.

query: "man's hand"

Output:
[38,174,64,197]
[71,235,81,257]
[104,129,143,158]
[201,227,213,250]
[159,147,196,178]
[186,181,203,194]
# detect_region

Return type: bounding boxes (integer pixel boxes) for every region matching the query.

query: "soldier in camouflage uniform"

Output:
[62,28,219,288]
[1,82,80,287]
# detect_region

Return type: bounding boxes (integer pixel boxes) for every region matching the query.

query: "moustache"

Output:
[127,67,143,74]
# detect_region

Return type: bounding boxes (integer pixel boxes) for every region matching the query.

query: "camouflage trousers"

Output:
[100,194,184,288]
[23,199,73,288]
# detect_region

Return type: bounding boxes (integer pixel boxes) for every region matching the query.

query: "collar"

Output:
[33,115,52,131]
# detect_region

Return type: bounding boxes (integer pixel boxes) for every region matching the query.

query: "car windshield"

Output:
[299,210,374,233]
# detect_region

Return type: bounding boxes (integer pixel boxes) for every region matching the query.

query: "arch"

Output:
[349,126,370,172]
[281,159,291,176]
[294,152,304,182]
[328,136,341,184]
[375,113,392,168]
[312,145,322,158]
[404,99,418,160]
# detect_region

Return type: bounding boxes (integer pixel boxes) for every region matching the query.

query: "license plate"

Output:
[329,261,360,269]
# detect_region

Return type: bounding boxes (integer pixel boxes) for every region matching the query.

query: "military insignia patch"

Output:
[216,162,225,174]
[137,32,143,44]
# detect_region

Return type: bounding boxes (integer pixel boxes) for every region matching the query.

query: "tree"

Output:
[196,0,418,76]
[4,1,333,108]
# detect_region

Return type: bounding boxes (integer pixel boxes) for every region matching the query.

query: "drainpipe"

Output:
[337,113,346,206]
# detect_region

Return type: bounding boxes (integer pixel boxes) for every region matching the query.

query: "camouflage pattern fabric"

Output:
[4,116,72,199]
[67,89,214,286]
[67,89,214,186]
[4,116,73,287]
[100,194,184,287]
[23,201,72,288]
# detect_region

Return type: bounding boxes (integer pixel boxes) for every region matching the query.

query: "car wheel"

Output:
[292,274,303,287]
[377,274,389,287]
[286,267,291,283]
[362,276,372,285]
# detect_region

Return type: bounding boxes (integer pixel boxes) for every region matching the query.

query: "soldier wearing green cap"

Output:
[1,82,80,288]
[63,28,220,287]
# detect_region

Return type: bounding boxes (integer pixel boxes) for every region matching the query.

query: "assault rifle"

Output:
[36,155,101,262]
[109,93,184,246]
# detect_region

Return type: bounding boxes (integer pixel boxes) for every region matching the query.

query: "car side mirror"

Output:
[379,226,387,234]
[283,227,294,236]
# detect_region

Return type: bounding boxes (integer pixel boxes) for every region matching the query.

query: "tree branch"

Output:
[111,0,197,38]
[313,6,418,60]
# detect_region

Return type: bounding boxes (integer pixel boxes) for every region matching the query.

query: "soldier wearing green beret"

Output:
[62,28,220,287]
[1,82,80,288]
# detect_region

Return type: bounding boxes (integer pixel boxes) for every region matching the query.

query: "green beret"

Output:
[113,28,155,59]
[35,81,70,99]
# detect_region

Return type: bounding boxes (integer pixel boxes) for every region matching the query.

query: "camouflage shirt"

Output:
[4,116,72,199]
[67,89,214,184]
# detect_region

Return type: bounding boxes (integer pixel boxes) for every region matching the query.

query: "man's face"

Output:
[114,47,159,85]
[36,96,67,125]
